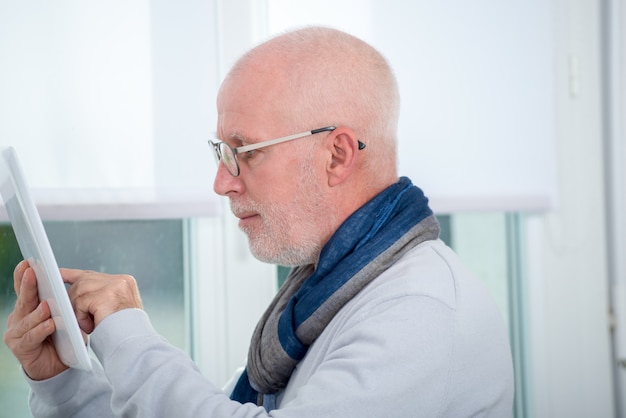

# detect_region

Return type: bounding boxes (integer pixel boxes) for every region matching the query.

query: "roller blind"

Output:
[267,0,557,213]
[0,1,220,220]
[0,0,557,219]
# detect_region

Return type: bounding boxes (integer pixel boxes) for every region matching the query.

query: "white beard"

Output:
[231,158,335,266]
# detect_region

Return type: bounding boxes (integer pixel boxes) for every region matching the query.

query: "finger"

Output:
[73,298,96,335]
[60,268,98,285]
[66,272,142,330]
[5,301,55,349]
[14,268,41,319]
[24,303,57,350]
[13,260,30,295]
[69,282,101,334]
[64,270,138,305]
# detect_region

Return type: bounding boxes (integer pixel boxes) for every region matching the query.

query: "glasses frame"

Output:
[209,126,365,177]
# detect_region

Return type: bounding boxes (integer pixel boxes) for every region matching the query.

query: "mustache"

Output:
[230,199,262,217]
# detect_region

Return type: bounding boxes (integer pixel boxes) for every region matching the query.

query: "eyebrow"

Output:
[228,132,247,143]
[214,131,249,146]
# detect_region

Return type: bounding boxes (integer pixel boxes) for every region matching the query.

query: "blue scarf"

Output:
[230,177,440,407]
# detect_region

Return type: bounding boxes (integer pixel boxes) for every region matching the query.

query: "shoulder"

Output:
[344,239,488,319]
[280,239,514,414]
[339,239,510,360]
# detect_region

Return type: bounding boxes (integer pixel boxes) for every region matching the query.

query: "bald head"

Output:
[214,27,403,264]
[220,27,400,183]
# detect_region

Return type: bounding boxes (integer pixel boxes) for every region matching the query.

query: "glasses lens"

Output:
[219,143,239,176]
[210,141,221,164]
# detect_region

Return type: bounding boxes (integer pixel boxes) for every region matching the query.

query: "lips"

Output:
[237,213,259,225]
[233,209,257,219]
[230,200,263,230]
[233,209,260,229]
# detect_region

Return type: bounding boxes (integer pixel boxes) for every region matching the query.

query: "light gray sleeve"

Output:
[28,359,115,417]
[89,308,269,418]
[25,309,264,418]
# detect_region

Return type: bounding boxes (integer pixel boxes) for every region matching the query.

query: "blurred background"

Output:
[0,1,622,417]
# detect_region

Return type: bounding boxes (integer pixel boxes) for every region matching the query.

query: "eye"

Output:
[243,149,257,159]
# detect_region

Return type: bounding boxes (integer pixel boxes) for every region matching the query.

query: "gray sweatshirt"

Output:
[27,239,514,417]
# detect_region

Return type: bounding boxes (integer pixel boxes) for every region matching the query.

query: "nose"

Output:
[213,161,243,196]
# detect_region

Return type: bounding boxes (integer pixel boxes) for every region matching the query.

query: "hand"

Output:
[3,260,69,380]
[62,268,143,334]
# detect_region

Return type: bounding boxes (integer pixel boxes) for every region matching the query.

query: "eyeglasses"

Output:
[209,126,366,177]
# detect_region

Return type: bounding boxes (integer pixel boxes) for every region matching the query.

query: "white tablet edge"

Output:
[0,147,92,371]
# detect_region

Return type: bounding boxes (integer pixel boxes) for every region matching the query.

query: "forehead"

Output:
[217,82,291,144]
[219,57,288,106]
[216,108,272,146]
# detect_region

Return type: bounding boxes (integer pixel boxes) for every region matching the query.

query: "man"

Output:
[4,27,514,417]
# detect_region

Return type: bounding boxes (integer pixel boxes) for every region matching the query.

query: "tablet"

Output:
[0,147,92,371]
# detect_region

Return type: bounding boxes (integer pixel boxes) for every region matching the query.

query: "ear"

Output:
[325,127,360,187]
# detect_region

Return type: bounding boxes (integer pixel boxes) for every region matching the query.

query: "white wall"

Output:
[524,0,615,416]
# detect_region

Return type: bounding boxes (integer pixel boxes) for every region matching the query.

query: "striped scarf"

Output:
[230,177,440,408]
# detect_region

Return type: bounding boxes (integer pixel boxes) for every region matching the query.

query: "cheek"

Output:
[247,149,323,210]
[254,163,301,198]
[250,176,290,202]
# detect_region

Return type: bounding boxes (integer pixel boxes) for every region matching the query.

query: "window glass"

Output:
[43,220,187,348]
[444,212,527,416]
[0,220,186,418]
[446,213,510,328]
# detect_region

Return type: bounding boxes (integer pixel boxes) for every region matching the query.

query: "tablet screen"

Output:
[0,147,92,371]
